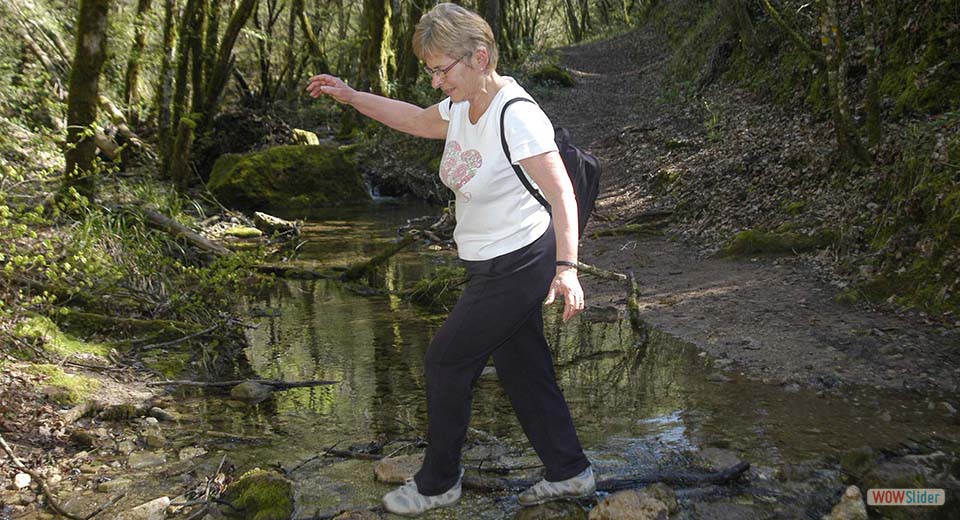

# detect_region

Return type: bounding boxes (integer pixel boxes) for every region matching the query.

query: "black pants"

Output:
[414,224,591,496]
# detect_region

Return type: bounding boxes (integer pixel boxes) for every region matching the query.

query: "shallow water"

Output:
[162,203,957,518]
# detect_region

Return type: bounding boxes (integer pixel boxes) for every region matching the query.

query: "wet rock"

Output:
[115,496,170,520]
[97,478,132,493]
[223,226,263,239]
[254,212,299,235]
[143,430,165,448]
[292,128,320,145]
[589,485,675,520]
[128,451,167,469]
[143,417,159,426]
[221,468,294,520]
[230,381,273,403]
[148,407,177,422]
[116,439,137,455]
[695,447,744,471]
[178,446,207,461]
[333,510,381,520]
[463,443,509,462]
[480,366,498,378]
[373,454,424,483]
[79,464,98,474]
[14,473,31,489]
[691,502,774,519]
[514,500,588,519]
[822,486,867,520]
[18,491,36,504]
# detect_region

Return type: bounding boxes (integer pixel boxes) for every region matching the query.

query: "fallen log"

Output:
[136,207,230,255]
[342,235,417,281]
[461,461,750,492]
[146,378,338,389]
[255,264,334,280]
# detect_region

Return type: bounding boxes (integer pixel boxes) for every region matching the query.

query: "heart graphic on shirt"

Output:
[439,141,482,197]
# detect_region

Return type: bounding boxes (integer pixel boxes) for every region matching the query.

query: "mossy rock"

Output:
[719,229,834,257]
[529,64,575,87]
[222,468,294,520]
[207,145,370,210]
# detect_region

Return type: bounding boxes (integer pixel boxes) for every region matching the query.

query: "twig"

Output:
[576,261,628,281]
[139,324,219,351]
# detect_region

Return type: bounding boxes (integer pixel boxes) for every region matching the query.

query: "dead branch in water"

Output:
[146,378,338,389]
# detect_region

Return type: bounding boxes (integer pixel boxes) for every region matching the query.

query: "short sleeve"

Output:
[503,101,558,164]
[437,97,453,121]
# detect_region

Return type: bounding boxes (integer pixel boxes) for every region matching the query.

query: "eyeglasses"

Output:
[424,57,461,78]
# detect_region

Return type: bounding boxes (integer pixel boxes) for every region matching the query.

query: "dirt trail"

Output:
[539,29,960,399]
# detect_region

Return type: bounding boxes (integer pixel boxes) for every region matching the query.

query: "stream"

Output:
[67,202,958,519]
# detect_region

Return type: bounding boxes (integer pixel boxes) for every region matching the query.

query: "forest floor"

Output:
[539,27,960,401]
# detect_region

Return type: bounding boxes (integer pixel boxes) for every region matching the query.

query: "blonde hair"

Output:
[413,3,499,71]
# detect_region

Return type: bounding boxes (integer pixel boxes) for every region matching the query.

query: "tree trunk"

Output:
[718,0,754,50]
[200,0,257,131]
[484,0,502,59]
[397,0,425,98]
[295,0,331,77]
[123,0,152,124]
[63,0,111,201]
[189,0,207,112]
[166,0,201,179]
[202,0,223,111]
[818,0,866,162]
[169,116,196,191]
[860,0,881,148]
[155,0,177,157]
[563,0,581,42]
[284,0,298,95]
[359,0,392,95]
[578,0,590,37]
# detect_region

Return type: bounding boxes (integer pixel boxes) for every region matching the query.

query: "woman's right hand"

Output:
[306,74,357,105]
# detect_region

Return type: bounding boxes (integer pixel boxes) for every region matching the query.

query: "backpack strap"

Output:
[500,97,551,211]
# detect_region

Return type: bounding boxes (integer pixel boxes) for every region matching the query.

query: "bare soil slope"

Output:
[539,28,960,399]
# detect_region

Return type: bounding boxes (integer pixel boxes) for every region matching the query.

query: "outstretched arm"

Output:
[306,74,448,139]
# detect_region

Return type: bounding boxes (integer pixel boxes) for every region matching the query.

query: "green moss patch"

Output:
[26,364,101,405]
[529,64,575,87]
[720,229,834,257]
[15,315,110,358]
[207,144,370,210]
[222,468,294,520]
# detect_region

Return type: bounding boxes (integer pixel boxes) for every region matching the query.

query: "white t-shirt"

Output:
[438,78,557,261]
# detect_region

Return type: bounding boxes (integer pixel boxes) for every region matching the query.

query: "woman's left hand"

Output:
[544,267,585,322]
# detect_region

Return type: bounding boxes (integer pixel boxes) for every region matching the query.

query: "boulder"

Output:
[514,500,588,519]
[221,468,294,520]
[374,454,424,484]
[208,145,369,210]
[589,490,668,520]
[529,64,576,87]
[822,486,867,520]
[115,496,170,520]
[293,128,320,145]
[230,381,273,403]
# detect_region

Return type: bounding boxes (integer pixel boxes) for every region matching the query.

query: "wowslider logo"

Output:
[867,489,945,506]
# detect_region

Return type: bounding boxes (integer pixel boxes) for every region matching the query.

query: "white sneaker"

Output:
[383,470,463,516]
[518,465,596,506]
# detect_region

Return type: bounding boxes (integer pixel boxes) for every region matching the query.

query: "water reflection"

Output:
[207,205,957,515]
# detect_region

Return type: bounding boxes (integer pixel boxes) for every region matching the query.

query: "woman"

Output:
[307,3,594,515]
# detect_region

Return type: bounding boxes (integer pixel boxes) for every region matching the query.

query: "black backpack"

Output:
[499,97,601,236]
